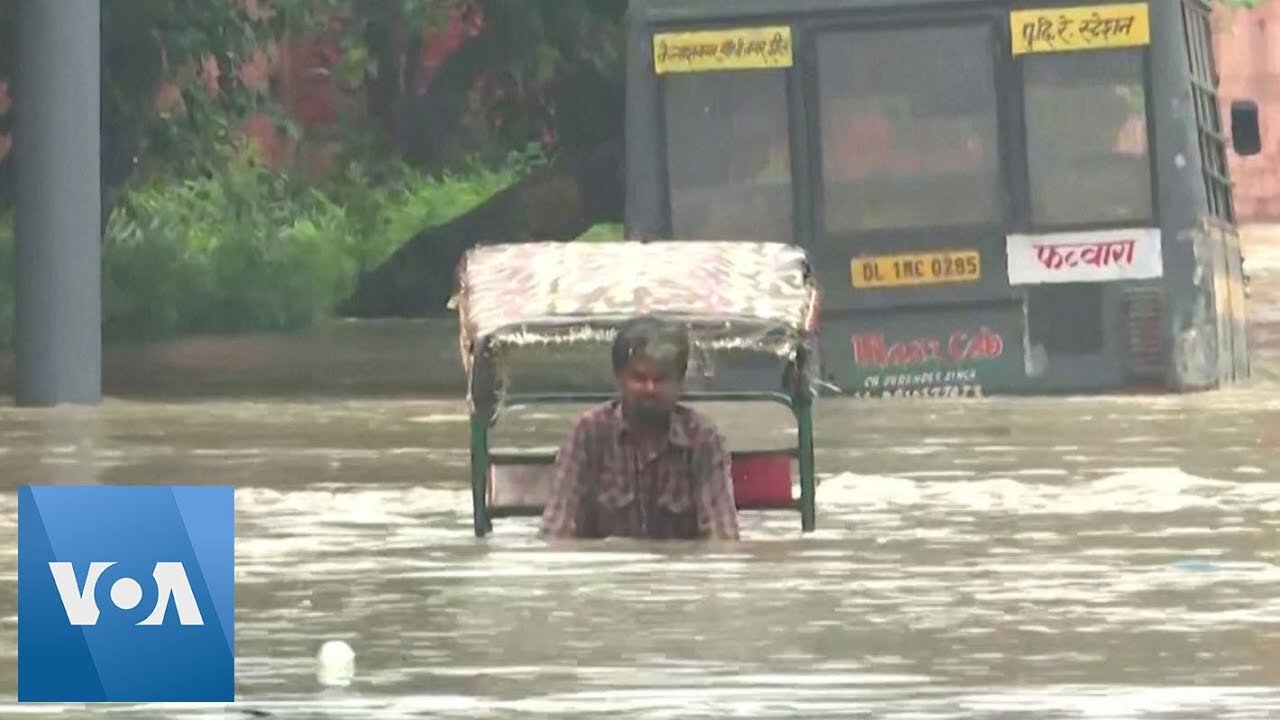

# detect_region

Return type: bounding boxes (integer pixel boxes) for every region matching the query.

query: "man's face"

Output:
[616,354,683,425]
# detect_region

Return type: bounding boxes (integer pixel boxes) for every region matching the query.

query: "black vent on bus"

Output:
[1028,284,1105,355]
[1124,288,1166,382]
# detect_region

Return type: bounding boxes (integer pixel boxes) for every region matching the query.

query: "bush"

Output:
[103,152,361,340]
[326,150,531,272]
[0,150,524,349]
[576,222,624,242]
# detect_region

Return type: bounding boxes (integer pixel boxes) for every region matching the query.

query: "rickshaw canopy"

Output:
[453,240,821,376]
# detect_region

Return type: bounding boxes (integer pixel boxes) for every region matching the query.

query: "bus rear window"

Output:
[816,24,1003,233]
[662,71,794,242]
[1023,50,1153,227]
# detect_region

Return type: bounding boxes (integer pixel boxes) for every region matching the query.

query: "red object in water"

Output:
[731,452,794,509]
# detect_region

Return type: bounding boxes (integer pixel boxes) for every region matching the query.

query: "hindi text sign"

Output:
[1010,3,1150,55]
[1006,228,1163,285]
[653,26,792,74]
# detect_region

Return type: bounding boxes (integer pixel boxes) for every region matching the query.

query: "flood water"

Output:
[1,245,1279,718]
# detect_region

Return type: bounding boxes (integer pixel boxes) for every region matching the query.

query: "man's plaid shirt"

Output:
[539,401,740,540]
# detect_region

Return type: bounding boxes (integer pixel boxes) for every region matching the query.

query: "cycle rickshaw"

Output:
[452,240,822,537]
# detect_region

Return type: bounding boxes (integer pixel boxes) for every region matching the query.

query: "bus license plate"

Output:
[851,251,982,288]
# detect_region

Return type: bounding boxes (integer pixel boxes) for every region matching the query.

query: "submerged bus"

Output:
[623,0,1263,397]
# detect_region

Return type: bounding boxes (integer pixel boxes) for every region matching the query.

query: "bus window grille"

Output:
[1181,0,1234,223]
[1125,288,1165,381]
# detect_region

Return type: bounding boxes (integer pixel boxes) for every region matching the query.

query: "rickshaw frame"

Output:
[453,240,822,538]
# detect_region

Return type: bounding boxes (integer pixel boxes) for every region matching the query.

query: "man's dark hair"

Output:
[611,315,691,377]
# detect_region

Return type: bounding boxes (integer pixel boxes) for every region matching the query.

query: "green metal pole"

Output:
[796,396,816,533]
[470,412,492,537]
[791,346,817,533]
[14,0,102,406]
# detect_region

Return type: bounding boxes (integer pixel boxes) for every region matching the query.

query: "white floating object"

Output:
[315,640,355,688]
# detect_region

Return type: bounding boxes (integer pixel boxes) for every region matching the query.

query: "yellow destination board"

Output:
[653,26,792,74]
[852,251,982,289]
[1010,3,1150,55]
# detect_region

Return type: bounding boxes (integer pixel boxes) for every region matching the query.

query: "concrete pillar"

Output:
[14,0,102,406]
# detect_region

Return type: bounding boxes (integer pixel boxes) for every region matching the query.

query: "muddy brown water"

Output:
[1,237,1279,719]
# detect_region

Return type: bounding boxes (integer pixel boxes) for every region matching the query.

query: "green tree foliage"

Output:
[0,0,629,347]
[0,0,625,196]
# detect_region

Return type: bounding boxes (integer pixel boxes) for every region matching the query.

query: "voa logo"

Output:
[18,484,235,703]
[49,561,205,626]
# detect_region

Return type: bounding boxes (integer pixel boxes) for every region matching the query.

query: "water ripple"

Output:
[0,384,1277,718]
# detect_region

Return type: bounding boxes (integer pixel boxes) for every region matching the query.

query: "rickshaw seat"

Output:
[486,447,797,515]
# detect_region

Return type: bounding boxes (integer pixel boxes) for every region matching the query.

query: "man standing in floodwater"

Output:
[539,315,740,541]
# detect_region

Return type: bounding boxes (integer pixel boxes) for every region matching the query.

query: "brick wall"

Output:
[1215,3,1280,221]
